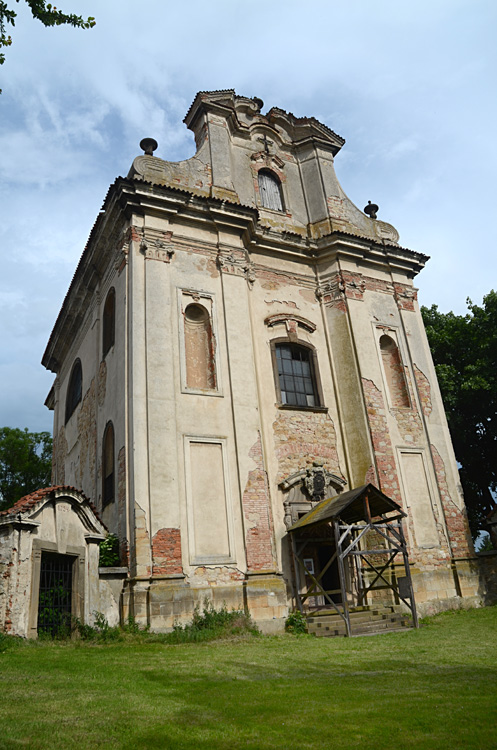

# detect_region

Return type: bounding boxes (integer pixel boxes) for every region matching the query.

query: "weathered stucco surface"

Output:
[10,89,486,637]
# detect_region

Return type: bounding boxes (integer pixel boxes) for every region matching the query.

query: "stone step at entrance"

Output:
[306,605,413,637]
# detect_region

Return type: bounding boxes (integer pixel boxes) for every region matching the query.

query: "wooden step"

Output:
[307,609,398,627]
[306,607,412,638]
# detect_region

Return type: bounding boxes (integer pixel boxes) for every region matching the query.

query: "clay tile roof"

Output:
[0,485,104,528]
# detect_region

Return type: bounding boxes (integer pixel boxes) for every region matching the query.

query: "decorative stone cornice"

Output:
[264,313,317,333]
[216,248,256,286]
[140,230,175,263]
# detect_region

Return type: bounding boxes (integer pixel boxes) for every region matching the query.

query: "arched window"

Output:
[274,343,320,407]
[184,303,216,390]
[380,335,410,408]
[102,422,115,507]
[258,170,283,211]
[102,288,115,357]
[65,359,82,423]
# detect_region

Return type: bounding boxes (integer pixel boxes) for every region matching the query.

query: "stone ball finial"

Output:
[140,138,158,156]
[252,97,264,111]
[364,200,379,219]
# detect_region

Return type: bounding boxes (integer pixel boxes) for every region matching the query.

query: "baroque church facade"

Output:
[0,91,483,635]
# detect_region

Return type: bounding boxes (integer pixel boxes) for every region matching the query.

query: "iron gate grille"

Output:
[37,552,73,637]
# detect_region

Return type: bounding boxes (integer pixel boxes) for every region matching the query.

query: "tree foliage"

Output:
[421,291,497,538]
[0,0,95,91]
[0,427,53,511]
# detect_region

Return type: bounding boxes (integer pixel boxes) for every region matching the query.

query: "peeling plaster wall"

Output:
[241,435,275,571]
[330,270,475,589]
[40,93,484,629]
[49,252,128,559]
[0,528,16,633]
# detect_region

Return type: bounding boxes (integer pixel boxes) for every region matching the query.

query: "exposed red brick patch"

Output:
[380,335,410,408]
[365,465,378,485]
[363,276,394,295]
[77,378,97,489]
[273,410,342,484]
[127,226,141,243]
[430,445,474,558]
[325,296,347,312]
[394,282,417,311]
[362,378,402,505]
[241,434,276,571]
[340,270,366,301]
[152,528,183,575]
[414,365,432,417]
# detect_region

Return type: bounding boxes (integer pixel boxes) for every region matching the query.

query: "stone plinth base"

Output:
[476,551,497,605]
[410,558,483,617]
[121,572,289,632]
[98,567,128,627]
[243,572,288,633]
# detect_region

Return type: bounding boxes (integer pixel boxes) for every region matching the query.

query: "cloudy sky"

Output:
[1,0,496,434]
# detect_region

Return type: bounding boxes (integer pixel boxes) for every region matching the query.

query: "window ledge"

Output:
[277,403,328,414]
[181,388,223,398]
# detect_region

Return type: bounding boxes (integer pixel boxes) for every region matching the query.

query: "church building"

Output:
[0,91,483,636]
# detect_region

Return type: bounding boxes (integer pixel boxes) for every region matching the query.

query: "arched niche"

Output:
[380,334,410,408]
[184,303,216,390]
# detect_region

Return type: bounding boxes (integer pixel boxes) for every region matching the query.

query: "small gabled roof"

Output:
[0,485,107,532]
[288,483,404,532]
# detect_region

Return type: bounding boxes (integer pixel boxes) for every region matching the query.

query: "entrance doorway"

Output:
[302,542,342,607]
[37,552,74,637]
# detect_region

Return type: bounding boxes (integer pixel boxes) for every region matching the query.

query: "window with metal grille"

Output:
[275,343,319,407]
[102,421,115,506]
[102,287,115,357]
[37,552,73,637]
[258,170,283,211]
[65,359,82,423]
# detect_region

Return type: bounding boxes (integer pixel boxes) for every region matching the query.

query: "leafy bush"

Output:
[164,600,259,644]
[99,534,120,567]
[285,610,307,634]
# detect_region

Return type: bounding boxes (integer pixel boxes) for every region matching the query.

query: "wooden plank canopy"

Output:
[288,483,418,635]
[288,483,405,532]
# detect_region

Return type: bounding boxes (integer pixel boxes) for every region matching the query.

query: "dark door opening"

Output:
[301,541,342,609]
[37,552,73,637]
[317,545,341,604]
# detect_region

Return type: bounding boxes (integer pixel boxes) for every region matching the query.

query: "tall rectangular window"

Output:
[275,344,318,407]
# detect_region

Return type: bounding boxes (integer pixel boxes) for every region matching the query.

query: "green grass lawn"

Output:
[1,607,496,750]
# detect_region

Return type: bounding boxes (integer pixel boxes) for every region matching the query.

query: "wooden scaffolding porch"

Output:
[288,483,419,637]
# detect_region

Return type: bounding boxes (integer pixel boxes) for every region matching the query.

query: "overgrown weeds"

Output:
[164,601,259,644]
[68,601,259,645]
[72,612,149,643]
